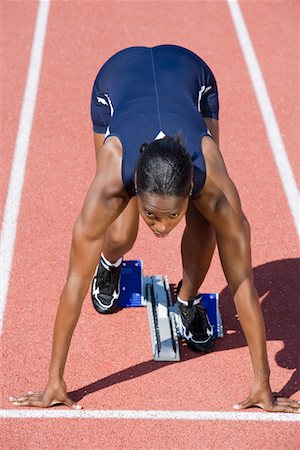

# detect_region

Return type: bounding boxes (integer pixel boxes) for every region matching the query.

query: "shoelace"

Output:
[183,303,198,325]
[183,302,209,334]
[175,281,211,335]
[194,303,211,332]
[97,265,120,295]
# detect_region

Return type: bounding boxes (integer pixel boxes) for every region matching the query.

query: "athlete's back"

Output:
[91,45,219,197]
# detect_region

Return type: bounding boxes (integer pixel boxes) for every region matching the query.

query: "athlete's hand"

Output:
[233,381,300,413]
[9,379,82,409]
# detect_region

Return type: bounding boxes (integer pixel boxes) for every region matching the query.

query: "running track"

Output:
[1,1,299,449]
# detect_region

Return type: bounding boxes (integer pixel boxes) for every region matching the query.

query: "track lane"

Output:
[1,418,299,450]
[240,0,299,186]
[0,0,50,335]
[1,2,38,226]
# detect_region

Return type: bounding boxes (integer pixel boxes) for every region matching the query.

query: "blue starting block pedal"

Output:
[118,260,145,307]
[118,260,223,361]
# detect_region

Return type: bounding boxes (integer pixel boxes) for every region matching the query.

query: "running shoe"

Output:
[91,255,123,314]
[177,281,215,353]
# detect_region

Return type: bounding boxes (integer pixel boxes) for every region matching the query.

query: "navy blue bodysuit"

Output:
[91,45,219,198]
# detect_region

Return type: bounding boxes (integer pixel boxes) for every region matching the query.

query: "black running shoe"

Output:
[177,282,215,353]
[91,256,123,314]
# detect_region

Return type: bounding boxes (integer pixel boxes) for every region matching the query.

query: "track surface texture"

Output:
[1,1,299,449]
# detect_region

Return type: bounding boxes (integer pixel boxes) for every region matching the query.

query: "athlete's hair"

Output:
[136,135,193,197]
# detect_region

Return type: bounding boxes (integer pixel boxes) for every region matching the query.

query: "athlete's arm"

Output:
[49,140,126,376]
[9,138,128,409]
[194,136,299,413]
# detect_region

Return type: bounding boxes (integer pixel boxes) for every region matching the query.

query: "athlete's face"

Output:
[137,193,189,238]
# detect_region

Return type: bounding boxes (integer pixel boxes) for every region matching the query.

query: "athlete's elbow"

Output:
[240,213,251,243]
[214,195,249,233]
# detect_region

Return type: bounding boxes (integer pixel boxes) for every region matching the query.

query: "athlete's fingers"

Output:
[48,396,82,410]
[9,395,34,403]
[233,392,300,413]
[233,397,253,410]
[9,392,44,402]
[8,391,43,402]
[23,392,44,399]
[273,397,300,409]
[274,397,300,408]
[60,395,83,410]
[264,403,300,414]
[10,396,82,409]
[9,386,82,409]
[272,392,300,409]
[11,398,45,407]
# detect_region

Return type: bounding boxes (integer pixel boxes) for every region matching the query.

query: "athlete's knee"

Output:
[105,231,128,252]
[106,226,136,253]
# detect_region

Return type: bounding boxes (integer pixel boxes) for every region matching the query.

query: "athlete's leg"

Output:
[178,200,216,352]
[180,199,216,300]
[91,198,139,314]
[91,134,139,314]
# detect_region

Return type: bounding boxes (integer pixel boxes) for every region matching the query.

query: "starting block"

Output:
[118,260,223,362]
[118,260,145,307]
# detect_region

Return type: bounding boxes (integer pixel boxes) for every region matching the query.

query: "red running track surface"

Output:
[1,1,299,449]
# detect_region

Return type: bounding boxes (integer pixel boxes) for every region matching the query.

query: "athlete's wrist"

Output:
[253,368,270,384]
[48,366,65,382]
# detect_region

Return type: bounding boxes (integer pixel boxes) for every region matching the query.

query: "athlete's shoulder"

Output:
[153,44,205,62]
[154,44,214,76]
[99,46,148,71]
[94,46,148,87]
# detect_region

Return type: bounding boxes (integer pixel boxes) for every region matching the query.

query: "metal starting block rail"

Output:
[118,260,223,362]
[144,275,180,361]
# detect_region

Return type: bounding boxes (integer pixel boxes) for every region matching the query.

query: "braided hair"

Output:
[136,135,193,197]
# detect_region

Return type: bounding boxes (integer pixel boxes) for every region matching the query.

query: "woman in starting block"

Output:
[10,45,299,413]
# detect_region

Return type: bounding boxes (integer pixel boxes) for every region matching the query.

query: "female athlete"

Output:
[9,45,299,413]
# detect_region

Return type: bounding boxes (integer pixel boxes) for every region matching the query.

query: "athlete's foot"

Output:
[177,281,215,353]
[91,254,123,314]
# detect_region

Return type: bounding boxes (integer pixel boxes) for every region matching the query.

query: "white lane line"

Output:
[0,0,51,335]
[0,409,299,422]
[227,0,300,238]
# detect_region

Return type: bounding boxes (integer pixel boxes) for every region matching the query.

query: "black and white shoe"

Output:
[91,255,123,314]
[177,282,215,353]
